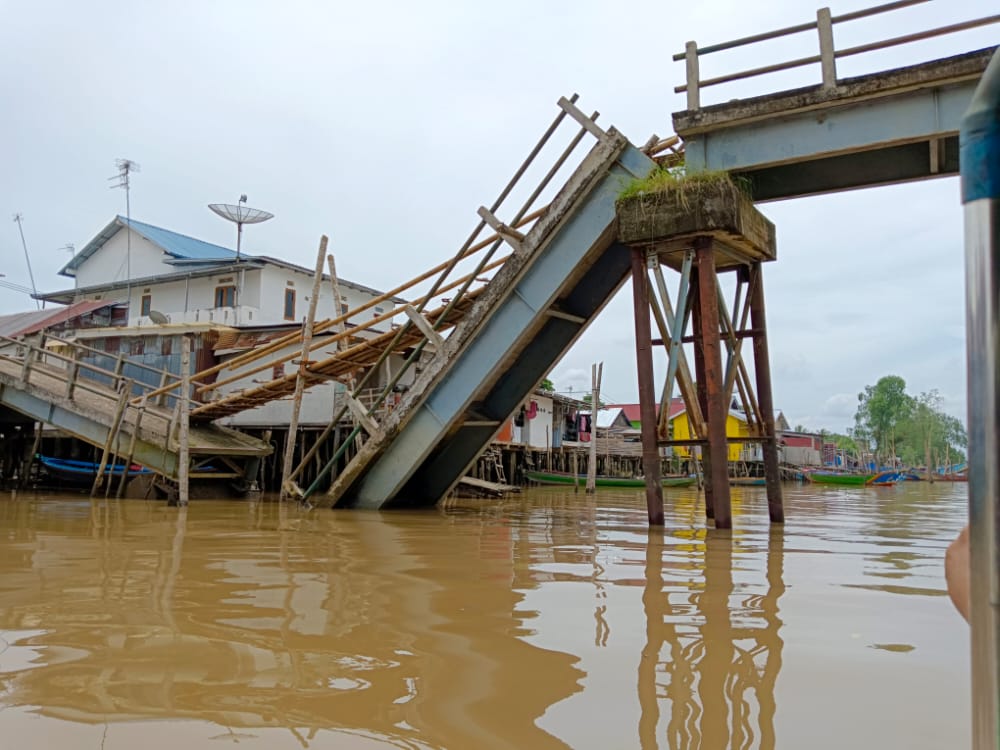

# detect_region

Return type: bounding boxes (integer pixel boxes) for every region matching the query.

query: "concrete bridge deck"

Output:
[0,338,270,482]
[672,2,998,200]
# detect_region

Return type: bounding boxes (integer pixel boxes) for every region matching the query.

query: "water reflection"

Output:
[639,527,784,749]
[0,482,972,749]
[0,497,583,748]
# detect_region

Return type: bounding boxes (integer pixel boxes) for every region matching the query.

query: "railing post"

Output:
[817,7,837,88]
[685,41,701,109]
[65,349,81,399]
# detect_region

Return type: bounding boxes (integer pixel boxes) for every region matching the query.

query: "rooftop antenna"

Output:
[109,158,139,310]
[60,243,76,256]
[208,195,274,261]
[12,213,40,309]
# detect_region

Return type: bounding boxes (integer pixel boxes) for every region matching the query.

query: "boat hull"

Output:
[808,472,876,486]
[524,470,696,488]
[38,456,152,486]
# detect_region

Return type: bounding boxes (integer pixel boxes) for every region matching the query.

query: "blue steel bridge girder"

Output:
[327,132,656,509]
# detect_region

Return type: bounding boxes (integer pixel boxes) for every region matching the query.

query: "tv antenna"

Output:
[60,243,75,256]
[208,195,273,261]
[109,158,140,303]
[12,213,40,309]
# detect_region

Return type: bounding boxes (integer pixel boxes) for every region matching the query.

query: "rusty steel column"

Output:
[691,266,714,521]
[749,262,785,524]
[631,247,664,525]
[694,237,732,529]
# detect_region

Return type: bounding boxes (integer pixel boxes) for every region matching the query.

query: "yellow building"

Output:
[670,408,758,461]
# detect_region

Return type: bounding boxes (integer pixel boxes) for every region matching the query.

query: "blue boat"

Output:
[37,455,152,486]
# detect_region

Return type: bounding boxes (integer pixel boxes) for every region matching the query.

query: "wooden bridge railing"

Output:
[675,0,1000,109]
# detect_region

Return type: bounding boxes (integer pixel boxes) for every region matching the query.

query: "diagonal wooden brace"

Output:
[345,394,380,436]
[477,207,525,252]
[557,96,608,140]
[403,305,445,349]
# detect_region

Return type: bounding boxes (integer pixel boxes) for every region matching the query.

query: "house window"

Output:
[214,285,236,307]
[140,294,152,316]
[340,303,349,316]
[284,289,296,321]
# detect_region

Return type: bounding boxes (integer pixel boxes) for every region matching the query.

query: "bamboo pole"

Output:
[586,362,603,493]
[138,208,545,407]
[19,422,42,490]
[117,393,147,499]
[196,253,509,402]
[280,236,328,501]
[91,385,131,496]
[178,337,190,507]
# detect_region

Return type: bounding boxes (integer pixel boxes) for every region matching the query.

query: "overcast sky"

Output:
[2,0,996,433]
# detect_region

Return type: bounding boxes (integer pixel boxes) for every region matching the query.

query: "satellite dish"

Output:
[208,195,274,260]
[148,310,169,325]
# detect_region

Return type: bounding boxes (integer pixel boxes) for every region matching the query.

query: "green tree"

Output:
[539,378,555,392]
[898,390,967,474]
[855,375,913,465]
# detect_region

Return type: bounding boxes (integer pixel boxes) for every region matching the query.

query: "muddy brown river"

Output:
[0,482,969,749]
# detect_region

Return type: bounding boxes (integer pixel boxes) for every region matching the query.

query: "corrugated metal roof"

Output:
[0,300,114,338]
[59,216,239,277]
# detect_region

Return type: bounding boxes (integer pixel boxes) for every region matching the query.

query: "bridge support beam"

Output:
[631,247,664,526]
[618,174,782,529]
[749,262,784,524]
[693,238,732,529]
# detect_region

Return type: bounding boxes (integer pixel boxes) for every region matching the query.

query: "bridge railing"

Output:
[675,0,1000,109]
[0,333,203,413]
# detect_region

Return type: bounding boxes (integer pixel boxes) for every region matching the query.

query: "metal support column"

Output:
[693,238,731,529]
[631,247,664,525]
[748,262,784,523]
[690,266,714,521]
[960,47,1000,750]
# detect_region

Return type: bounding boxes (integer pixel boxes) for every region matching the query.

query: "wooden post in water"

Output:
[280,235,328,501]
[586,362,603,494]
[178,337,191,507]
[117,393,147,499]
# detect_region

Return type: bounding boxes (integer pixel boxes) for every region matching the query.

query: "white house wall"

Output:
[73,228,170,288]
[215,339,346,428]
[522,395,554,450]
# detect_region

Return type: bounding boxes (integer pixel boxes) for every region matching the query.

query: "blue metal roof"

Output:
[60,216,242,277]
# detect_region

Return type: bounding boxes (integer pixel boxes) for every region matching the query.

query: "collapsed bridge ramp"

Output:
[0,335,270,482]
[318,101,657,509]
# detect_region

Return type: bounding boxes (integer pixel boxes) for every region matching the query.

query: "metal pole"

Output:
[960,47,1000,750]
[280,235,328,500]
[748,263,785,524]
[694,237,732,529]
[631,247,664,525]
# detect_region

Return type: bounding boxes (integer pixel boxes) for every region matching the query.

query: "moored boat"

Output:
[730,477,766,486]
[524,470,696,488]
[37,455,152,486]
[807,471,877,486]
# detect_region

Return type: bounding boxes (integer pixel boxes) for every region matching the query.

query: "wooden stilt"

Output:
[280,236,328,501]
[178,338,191,507]
[586,362,603,494]
[91,385,131,497]
[116,394,146,500]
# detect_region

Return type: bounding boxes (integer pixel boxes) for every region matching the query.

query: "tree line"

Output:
[850,375,966,469]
